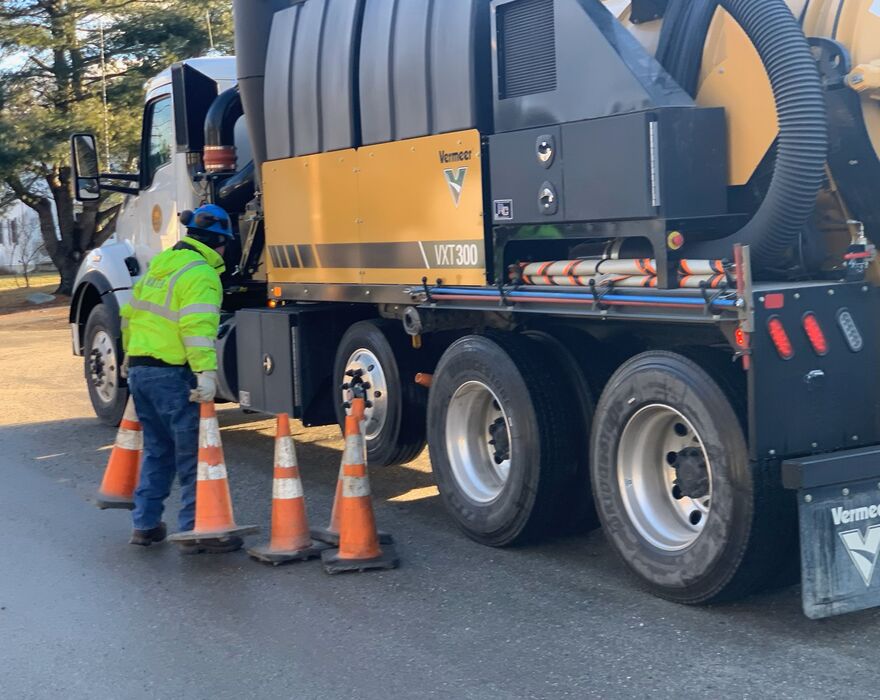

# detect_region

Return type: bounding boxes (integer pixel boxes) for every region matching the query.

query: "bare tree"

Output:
[11,216,46,288]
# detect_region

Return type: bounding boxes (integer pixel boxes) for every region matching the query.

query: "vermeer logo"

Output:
[839,525,880,587]
[831,504,880,525]
[832,505,880,587]
[444,168,467,207]
[438,150,472,164]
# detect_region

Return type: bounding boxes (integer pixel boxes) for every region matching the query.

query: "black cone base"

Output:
[247,540,330,565]
[321,543,399,574]
[311,526,394,546]
[168,524,260,543]
[95,494,135,510]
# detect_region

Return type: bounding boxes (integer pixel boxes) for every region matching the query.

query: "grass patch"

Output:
[0,272,66,314]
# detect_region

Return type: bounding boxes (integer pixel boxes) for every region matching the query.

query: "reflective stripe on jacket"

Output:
[121,236,225,372]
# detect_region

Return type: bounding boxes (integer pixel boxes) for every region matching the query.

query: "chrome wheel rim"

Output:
[617,404,712,551]
[89,330,118,405]
[343,348,388,441]
[446,381,512,504]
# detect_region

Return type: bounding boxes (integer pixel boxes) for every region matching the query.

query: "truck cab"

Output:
[69,57,248,424]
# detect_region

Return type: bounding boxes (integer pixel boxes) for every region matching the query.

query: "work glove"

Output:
[189,370,218,403]
[120,355,129,380]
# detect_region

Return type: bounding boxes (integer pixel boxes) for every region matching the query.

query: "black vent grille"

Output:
[497,0,557,100]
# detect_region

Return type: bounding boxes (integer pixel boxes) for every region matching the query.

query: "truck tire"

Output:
[84,304,128,426]
[427,333,577,546]
[590,350,792,604]
[524,330,598,533]
[333,319,426,467]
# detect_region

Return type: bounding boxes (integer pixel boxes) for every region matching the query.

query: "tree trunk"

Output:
[56,256,80,296]
[47,170,81,297]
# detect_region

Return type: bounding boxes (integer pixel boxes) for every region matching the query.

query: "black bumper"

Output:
[782,445,880,490]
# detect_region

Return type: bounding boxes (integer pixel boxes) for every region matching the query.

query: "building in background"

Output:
[0,201,51,274]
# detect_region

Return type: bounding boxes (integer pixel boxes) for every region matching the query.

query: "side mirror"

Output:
[70,133,100,202]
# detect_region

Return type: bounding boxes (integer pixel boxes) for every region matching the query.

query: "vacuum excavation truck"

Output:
[69,0,880,618]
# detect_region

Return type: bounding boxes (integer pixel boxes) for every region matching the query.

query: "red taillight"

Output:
[802,313,828,356]
[735,327,747,347]
[763,293,785,310]
[767,316,794,360]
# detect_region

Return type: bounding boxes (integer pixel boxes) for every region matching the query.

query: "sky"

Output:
[0,52,27,70]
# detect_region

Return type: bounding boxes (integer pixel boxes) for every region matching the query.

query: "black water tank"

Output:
[358,0,492,145]
[263,0,364,160]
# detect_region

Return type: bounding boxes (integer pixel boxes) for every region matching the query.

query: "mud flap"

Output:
[799,478,880,619]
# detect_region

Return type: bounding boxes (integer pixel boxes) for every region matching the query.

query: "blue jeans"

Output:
[127,366,199,532]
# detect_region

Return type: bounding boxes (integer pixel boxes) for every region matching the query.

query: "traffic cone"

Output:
[322,397,398,574]
[96,396,141,510]
[168,402,259,548]
[311,399,392,546]
[248,413,329,565]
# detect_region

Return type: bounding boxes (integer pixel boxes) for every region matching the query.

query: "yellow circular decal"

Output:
[151,205,163,234]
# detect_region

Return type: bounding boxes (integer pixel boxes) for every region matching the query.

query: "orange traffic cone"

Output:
[248,413,328,564]
[168,402,258,548]
[311,399,392,546]
[322,396,398,574]
[96,396,142,510]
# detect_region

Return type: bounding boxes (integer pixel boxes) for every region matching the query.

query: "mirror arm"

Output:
[100,183,139,196]
[99,172,140,182]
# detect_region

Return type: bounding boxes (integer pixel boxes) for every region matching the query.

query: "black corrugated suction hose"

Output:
[658,0,828,270]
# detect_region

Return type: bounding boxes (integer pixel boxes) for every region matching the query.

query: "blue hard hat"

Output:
[180,204,234,239]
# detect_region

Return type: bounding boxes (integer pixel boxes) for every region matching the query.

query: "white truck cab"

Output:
[69,57,245,424]
[118,57,245,262]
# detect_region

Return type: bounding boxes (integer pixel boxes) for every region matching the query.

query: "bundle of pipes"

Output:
[517,259,730,290]
[545,274,659,288]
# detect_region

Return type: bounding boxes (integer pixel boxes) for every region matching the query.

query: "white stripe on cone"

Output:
[273,477,304,500]
[115,428,143,451]
[342,434,365,466]
[122,397,139,423]
[342,474,371,498]
[197,461,228,481]
[199,418,222,448]
[275,438,297,469]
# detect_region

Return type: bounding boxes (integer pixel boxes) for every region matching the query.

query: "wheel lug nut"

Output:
[373,390,382,398]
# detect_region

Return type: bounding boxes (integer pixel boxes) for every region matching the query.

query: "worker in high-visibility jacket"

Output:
[121,204,233,550]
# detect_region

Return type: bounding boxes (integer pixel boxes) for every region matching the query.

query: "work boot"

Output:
[178,535,243,555]
[129,522,167,547]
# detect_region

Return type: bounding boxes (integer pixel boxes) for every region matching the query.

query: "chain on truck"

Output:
[67,0,880,619]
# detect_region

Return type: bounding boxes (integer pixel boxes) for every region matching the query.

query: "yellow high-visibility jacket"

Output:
[121,236,225,372]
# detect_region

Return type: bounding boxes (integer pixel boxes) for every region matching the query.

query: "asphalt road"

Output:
[2,306,880,699]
